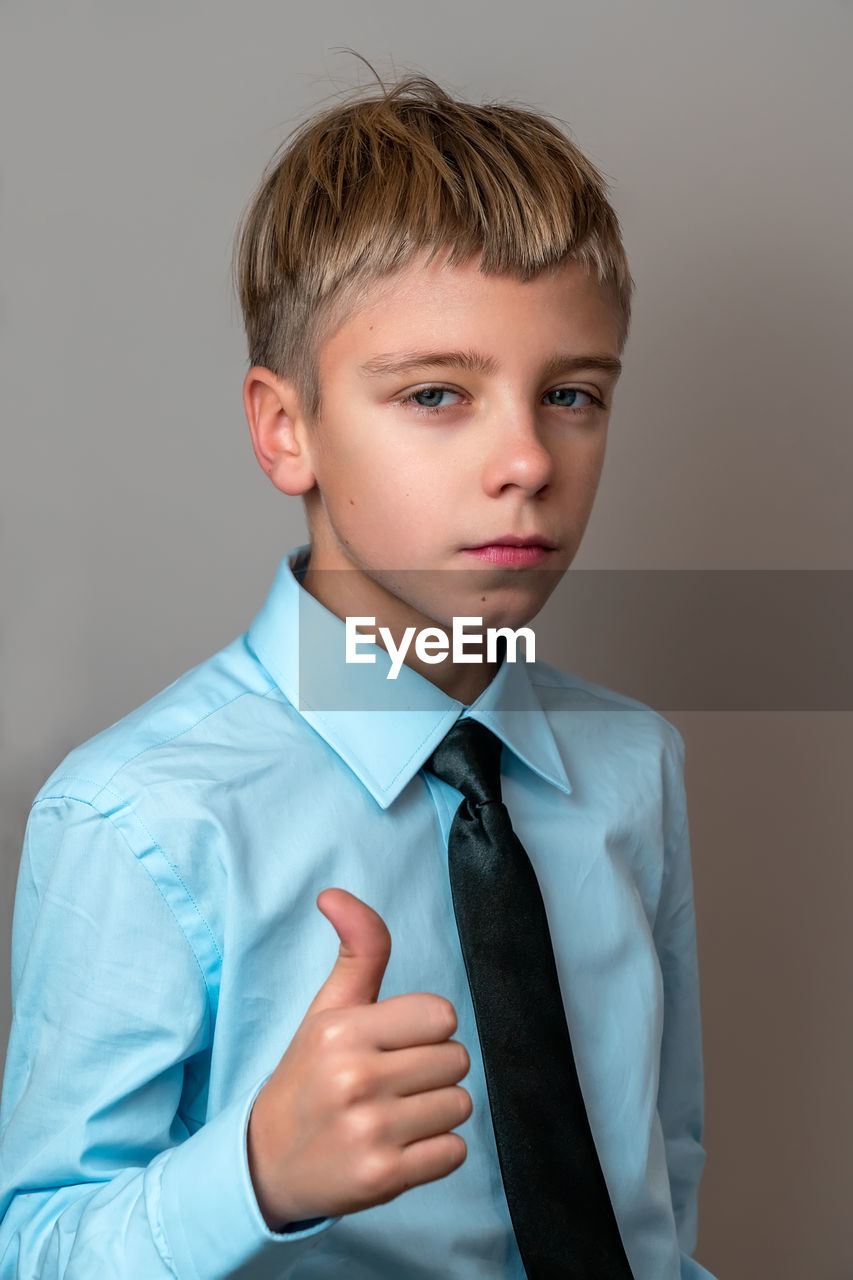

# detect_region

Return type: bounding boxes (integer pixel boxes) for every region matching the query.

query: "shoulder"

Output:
[33,633,295,810]
[527,656,686,763]
[525,660,690,878]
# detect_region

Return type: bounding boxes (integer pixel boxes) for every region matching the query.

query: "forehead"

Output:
[317,252,623,377]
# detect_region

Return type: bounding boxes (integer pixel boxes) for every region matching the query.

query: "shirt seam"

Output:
[31,792,218,1029]
[81,689,259,798]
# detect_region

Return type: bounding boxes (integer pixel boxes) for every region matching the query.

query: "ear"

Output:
[243,366,316,496]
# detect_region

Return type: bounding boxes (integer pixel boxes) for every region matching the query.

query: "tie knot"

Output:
[425,718,504,808]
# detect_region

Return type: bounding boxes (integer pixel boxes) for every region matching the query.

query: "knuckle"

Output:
[357,1149,399,1204]
[311,1009,348,1052]
[329,1062,371,1108]
[342,1102,385,1147]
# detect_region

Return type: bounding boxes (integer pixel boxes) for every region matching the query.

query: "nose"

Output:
[480,405,555,498]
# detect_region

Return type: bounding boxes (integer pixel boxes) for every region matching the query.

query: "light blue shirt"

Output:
[0,545,715,1279]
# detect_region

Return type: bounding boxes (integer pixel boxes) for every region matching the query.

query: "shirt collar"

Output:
[246,545,573,810]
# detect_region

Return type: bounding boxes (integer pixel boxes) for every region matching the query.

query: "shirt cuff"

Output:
[159,1076,337,1279]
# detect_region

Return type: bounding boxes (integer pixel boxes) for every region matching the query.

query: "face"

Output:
[297,252,623,645]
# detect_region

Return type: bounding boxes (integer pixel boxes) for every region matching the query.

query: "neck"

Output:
[300,561,502,704]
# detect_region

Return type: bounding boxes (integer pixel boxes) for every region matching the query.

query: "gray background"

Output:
[2,3,851,1276]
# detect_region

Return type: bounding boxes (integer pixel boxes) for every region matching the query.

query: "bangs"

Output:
[235,76,633,417]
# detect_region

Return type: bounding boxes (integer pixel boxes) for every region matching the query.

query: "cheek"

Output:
[328,459,424,542]
[353,441,456,512]
[563,436,608,493]
[566,450,608,534]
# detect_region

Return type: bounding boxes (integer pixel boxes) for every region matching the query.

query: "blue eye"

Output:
[399,384,603,418]
[410,387,458,409]
[545,388,596,408]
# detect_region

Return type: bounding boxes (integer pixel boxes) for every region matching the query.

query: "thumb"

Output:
[305,888,392,1016]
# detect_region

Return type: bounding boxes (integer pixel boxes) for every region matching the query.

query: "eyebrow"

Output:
[358,348,623,380]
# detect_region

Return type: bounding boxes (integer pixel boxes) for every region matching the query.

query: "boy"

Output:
[0,74,714,1278]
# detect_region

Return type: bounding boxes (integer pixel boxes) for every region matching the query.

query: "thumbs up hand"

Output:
[247,889,472,1230]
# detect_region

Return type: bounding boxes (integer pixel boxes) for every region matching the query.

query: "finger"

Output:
[383,1085,473,1147]
[376,1040,471,1097]
[349,991,458,1051]
[305,888,392,1016]
[397,1131,468,1191]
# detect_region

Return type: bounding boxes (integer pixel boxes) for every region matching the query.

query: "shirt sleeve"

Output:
[653,728,718,1280]
[0,793,332,1278]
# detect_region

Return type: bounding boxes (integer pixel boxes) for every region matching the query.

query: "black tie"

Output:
[425,717,634,1280]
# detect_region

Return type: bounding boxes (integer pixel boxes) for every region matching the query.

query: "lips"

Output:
[465,535,556,550]
[460,539,556,567]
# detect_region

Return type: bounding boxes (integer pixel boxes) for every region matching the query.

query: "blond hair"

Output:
[234,73,634,421]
